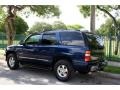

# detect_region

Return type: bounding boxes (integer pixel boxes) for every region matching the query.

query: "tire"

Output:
[54,60,74,82]
[6,54,19,70]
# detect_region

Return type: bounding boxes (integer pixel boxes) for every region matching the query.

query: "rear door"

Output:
[37,33,58,64]
[83,33,104,61]
[59,31,87,61]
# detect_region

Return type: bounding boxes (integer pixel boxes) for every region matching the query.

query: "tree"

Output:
[90,6,96,33]
[1,5,60,45]
[0,8,6,33]
[78,5,120,54]
[96,5,120,55]
[0,23,5,33]
[0,16,29,34]
[78,5,96,33]
[96,19,115,36]
[0,7,5,22]
[66,24,83,30]
[79,5,120,33]
[78,6,90,18]
[28,22,52,34]
[52,21,67,30]
[14,16,29,34]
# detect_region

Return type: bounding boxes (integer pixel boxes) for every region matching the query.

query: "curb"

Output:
[108,61,120,67]
[98,71,120,79]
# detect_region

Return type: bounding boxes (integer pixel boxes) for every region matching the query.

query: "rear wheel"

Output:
[54,60,74,82]
[7,54,19,70]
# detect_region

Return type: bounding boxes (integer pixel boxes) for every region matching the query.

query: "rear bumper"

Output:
[90,61,107,72]
[73,60,107,72]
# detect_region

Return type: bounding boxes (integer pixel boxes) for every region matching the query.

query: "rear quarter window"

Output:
[85,33,104,49]
[60,32,85,46]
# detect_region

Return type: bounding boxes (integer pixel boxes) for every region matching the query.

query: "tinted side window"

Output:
[60,32,84,46]
[25,35,42,45]
[42,33,57,45]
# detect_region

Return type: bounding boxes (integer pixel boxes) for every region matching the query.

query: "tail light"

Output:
[85,50,91,62]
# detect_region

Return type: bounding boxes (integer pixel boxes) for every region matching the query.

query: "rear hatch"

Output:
[83,32,104,61]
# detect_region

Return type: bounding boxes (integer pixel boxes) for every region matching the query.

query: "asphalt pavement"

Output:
[0,59,120,85]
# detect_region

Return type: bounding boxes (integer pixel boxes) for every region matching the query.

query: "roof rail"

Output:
[81,30,90,32]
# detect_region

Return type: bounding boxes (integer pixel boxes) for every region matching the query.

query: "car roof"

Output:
[33,29,94,35]
[37,30,83,34]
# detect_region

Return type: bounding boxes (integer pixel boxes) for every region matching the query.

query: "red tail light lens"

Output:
[85,50,91,62]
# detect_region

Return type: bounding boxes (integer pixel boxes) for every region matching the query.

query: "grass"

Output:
[104,65,120,74]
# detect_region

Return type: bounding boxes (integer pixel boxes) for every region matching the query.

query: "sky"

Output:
[20,5,107,31]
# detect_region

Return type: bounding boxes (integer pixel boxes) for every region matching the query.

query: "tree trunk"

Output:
[5,18,16,45]
[115,30,120,55]
[5,6,16,46]
[90,5,96,33]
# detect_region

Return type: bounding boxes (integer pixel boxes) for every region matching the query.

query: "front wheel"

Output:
[7,54,19,70]
[54,60,74,82]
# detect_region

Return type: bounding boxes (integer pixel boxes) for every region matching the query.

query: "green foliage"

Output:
[0,5,60,45]
[78,5,120,18]
[52,21,67,30]
[0,7,6,32]
[0,16,29,34]
[79,5,120,34]
[28,21,84,34]
[0,7,6,23]
[0,5,60,34]
[25,5,60,18]
[96,19,120,36]
[14,16,29,34]
[67,24,83,30]
[97,5,113,11]
[78,5,91,18]
[0,23,4,33]
[28,22,52,34]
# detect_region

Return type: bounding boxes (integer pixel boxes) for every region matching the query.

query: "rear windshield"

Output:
[85,33,104,49]
[60,32,85,46]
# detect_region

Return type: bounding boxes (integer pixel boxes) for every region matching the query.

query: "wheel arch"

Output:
[52,54,73,69]
[6,51,17,60]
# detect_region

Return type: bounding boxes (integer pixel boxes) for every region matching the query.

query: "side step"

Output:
[20,63,52,71]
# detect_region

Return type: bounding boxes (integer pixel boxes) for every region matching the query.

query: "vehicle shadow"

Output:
[0,60,118,85]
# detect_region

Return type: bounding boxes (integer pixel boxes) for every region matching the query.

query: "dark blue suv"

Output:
[5,30,107,81]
